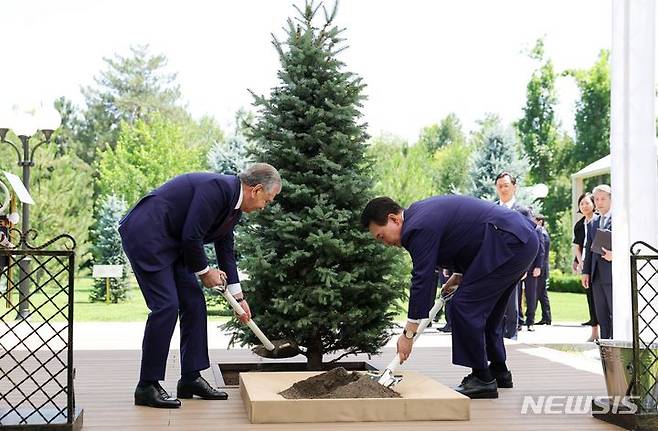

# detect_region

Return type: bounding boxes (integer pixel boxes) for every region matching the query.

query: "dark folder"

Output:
[591,228,612,255]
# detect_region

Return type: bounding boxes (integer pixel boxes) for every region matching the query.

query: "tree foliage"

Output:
[89,194,129,302]
[225,1,405,370]
[97,113,205,207]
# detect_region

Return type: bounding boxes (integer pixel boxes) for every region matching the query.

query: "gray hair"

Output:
[238,163,281,192]
[592,184,611,196]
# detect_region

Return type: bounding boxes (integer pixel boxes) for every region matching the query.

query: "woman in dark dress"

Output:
[573,192,599,342]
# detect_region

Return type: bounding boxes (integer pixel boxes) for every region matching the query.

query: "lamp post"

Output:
[0,104,61,319]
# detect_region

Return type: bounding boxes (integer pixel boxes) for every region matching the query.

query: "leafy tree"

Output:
[226,1,405,370]
[97,113,205,207]
[564,50,611,170]
[89,194,129,303]
[517,39,560,184]
[419,113,465,154]
[76,45,186,163]
[431,140,472,195]
[29,143,95,269]
[368,134,437,206]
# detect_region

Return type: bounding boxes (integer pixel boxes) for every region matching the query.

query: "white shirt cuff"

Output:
[195,266,210,276]
[407,318,421,324]
[227,283,242,295]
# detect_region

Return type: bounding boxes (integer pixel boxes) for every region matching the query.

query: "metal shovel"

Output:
[211,284,305,359]
[371,286,458,388]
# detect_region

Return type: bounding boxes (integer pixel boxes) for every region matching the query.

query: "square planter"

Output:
[240,371,470,423]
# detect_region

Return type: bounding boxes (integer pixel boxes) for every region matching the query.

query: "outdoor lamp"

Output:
[0,102,62,319]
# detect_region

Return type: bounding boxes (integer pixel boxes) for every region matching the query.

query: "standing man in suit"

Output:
[119,163,282,408]
[494,172,541,339]
[525,214,552,330]
[361,195,539,399]
[582,184,613,339]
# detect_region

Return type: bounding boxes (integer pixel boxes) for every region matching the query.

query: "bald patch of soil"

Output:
[279,367,401,399]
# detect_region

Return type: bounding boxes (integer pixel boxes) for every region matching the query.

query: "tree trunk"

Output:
[305,334,324,370]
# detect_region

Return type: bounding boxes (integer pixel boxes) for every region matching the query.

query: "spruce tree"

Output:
[226,0,405,370]
[89,194,129,303]
[469,119,533,205]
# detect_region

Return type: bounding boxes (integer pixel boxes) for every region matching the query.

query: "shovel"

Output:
[370,285,458,388]
[210,284,305,359]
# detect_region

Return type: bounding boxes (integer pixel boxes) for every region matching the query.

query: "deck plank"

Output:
[63,345,623,430]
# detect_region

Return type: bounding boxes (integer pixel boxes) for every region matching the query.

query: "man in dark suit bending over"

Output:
[119,163,281,408]
[361,195,539,399]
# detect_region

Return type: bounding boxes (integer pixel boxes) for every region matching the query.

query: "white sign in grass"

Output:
[92,265,123,278]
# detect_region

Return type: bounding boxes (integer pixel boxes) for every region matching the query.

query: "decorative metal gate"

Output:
[0,230,82,430]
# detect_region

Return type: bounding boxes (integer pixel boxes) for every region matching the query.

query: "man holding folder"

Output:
[581,184,613,339]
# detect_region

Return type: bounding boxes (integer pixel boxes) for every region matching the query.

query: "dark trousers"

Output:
[592,269,613,339]
[449,230,539,369]
[525,276,539,325]
[585,285,599,325]
[536,273,551,322]
[503,283,520,339]
[127,256,210,382]
[517,284,525,322]
[524,274,550,325]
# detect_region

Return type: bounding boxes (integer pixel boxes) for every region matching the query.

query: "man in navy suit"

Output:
[119,163,281,408]
[361,195,539,399]
[582,184,613,339]
[525,214,552,330]
[494,172,541,338]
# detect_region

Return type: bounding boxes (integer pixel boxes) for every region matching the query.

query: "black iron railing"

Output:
[630,240,658,414]
[0,229,80,428]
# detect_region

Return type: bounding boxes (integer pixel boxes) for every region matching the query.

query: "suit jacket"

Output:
[502,201,545,272]
[402,195,538,319]
[540,227,550,273]
[582,214,612,284]
[119,173,242,283]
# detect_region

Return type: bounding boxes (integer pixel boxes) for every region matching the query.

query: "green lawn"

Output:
[2,278,590,323]
[1,277,230,322]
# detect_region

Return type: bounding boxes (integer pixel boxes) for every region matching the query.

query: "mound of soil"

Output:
[279,367,401,399]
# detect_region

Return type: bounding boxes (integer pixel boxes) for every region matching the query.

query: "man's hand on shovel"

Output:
[441,272,462,296]
[201,269,251,323]
[233,294,252,323]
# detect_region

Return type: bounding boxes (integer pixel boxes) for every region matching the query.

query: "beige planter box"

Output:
[239,371,470,424]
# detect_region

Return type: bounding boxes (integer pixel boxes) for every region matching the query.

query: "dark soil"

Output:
[279,367,401,399]
[252,339,300,359]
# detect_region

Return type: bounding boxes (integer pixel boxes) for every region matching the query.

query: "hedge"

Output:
[547,273,585,294]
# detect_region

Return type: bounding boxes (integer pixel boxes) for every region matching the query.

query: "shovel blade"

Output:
[251,339,301,359]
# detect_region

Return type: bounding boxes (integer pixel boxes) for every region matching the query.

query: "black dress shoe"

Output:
[490,369,513,388]
[536,320,551,325]
[581,320,595,326]
[454,374,498,399]
[527,324,535,332]
[438,325,452,333]
[135,383,181,408]
[177,376,228,400]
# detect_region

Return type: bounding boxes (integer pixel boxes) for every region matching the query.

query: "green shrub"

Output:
[548,272,584,294]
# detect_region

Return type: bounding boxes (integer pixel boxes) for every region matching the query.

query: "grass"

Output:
[1,277,231,323]
[1,277,591,323]
[393,291,590,324]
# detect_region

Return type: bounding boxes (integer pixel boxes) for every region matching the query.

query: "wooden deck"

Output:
[70,345,623,430]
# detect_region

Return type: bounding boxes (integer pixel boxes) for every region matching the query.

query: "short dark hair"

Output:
[577,192,595,213]
[361,197,403,228]
[495,172,517,185]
